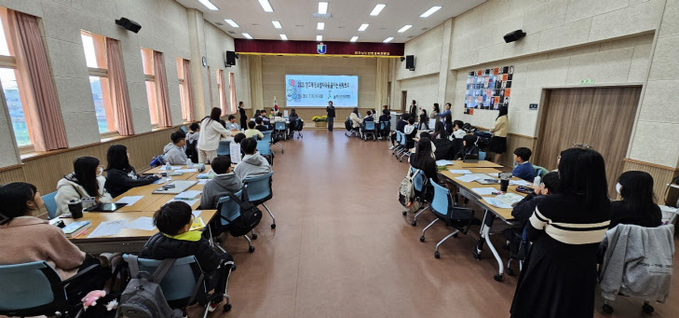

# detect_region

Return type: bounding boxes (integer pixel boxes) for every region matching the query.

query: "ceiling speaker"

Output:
[504,29,526,43]
[115,17,141,33]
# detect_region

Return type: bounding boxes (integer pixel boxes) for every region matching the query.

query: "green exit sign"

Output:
[580,79,595,85]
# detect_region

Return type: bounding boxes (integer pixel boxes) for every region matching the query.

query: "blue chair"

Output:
[272,122,285,153]
[216,140,230,157]
[257,140,273,165]
[362,121,376,141]
[42,191,58,219]
[396,131,410,162]
[421,179,476,259]
[379,121,390,139]
[478,151,487,161]
[180,126,188,132]
[215,190,256,252]
[243,172,276,229]
[261,130,273,143]
[406,167,430,226]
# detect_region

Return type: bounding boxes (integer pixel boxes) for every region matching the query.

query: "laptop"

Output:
[83,202,128,212]
[152,180,199,194]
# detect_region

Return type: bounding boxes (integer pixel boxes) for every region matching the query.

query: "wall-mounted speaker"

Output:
[503,29,526,43]
[405,55,415,71]
[115,17,142,33]
[225,51,238,67]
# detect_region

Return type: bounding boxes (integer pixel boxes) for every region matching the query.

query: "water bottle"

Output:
[186,158,192,168]
[533,176,541,188]
[165,162,171,171]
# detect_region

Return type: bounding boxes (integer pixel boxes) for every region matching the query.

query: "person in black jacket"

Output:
[609,171,662,228]
[410,137,438,184]
[326,100,336,131]
[141,201,233,311]
[511,172,560,225]
[104,145,159,198]
[389,113,410,148]
[238,101,247,130]
[378,109,391,138]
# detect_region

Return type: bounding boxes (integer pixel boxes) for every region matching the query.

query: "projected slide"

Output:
[285,75,358,107]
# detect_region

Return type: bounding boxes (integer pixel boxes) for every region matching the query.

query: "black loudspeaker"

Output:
[115,18,142,33]
[405,55,415,71]
[503,29,526,43]
[226,51,238,67]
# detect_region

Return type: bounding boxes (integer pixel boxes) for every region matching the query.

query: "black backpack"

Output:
[116,256,183,318]
[224,191,262,237]
[185,139,198,163]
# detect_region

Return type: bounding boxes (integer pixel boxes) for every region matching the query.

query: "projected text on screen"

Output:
[285,75,358,107]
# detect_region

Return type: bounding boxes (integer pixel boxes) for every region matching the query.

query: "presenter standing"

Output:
[238,101,247,131]
[326,100,336,132]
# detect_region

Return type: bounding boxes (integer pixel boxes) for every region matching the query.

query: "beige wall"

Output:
[398,74,441,113]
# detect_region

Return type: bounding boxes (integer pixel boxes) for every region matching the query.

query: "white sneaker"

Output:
[389,145,395,150]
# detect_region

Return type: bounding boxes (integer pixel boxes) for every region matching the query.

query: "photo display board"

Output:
[464,66,514,110]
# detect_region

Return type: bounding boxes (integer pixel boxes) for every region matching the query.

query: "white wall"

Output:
[398,74,440,114]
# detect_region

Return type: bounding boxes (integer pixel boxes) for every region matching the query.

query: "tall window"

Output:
[81,31,115,135]
[177,58,190,121]
[228,72,236,114]
[216,68,227,114]
[141,48,159,126]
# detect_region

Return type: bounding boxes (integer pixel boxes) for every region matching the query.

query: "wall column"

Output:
[186,9,209,119]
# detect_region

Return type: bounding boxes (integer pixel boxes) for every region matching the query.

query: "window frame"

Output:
[141,47,160,127]
[81,31,118,136]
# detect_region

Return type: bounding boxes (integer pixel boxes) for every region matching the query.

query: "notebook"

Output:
[83,202,128,212]
[62,220,92,238]
[152,180,198,194]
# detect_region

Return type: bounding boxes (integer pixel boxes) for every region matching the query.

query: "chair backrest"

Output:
[42,191,58,219]
[216,190,244,226]
[244,171,273,203]
[365,121,375,131]
[0,261,64,313]
[256,140,272,156]
[274,121,286,131]
[534,165,549,178]
[180,126,188,132]
[478,151,486,161]
[398,131,407,146]
[410,167,426,192]
[261,130,273,143]
[122,255,203,302]
[216,140,230,156]
[429,179,452,218]
[380,121,390,131]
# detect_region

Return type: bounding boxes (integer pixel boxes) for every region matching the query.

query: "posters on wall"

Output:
[464,65,514,110]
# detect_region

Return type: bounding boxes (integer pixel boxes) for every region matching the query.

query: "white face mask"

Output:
[615,183,622,195]
[97,167,104,177]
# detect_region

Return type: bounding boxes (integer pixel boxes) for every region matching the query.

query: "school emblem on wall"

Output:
[317,42,326,54]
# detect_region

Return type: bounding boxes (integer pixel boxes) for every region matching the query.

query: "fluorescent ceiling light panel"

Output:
[317,22,325,30]
[370,4,386,16]
[242,32,253,39]
[383,37,394,43]
[224,19,239,28]
[316,35,323,41]
[318,2,328,14]
[358,23,369,31]
[398,25,412,33]
[420,6,441,18]
[258,0,274,12]
[198,0,218,11]
[350,36,358,42]
[280,34,288,40]
[272,20,282,29]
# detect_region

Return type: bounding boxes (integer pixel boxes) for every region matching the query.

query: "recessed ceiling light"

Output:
[198,0,218,11]
[280,34,288,40]
[242,32,253,39]
[350,36,358,42]
[420,6,441,18]
[272,20,282,29]
[318,2,328,14]
[358,23,369,31]
[224,19,239,28]
[317,22,325,30]
[316,35,323,41]
[258,0,274,13]
[383,37,394,43]
[370,4,386,16]
[398,25,412,33]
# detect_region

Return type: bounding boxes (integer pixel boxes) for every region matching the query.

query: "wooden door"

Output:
[534,86,641,195]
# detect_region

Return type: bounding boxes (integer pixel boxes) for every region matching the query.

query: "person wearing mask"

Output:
[489,106,508,164]
[409,137,438,184]
[609,171,662,228]
[233,138,272,181]
[244,121,264,140]
[238,101,247,131]
[198,107,232,164]
[225,115,240,131]
[55,156,112,217]
[199,156,243,209]
[326,101,336,132]
[163,130,189,165]
[510,148,611,318]
[104,144,160,198]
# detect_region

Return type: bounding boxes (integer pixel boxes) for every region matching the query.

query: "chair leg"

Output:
[244,235,255,253]
[262,203,276,229]
[251,229,258,240]
[421,218,439,241]
[435,230,460,257]
[413,205,428,224]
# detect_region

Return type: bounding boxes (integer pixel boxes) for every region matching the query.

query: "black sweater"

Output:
[609,200,662,228]
[140,232,224,273]
[104,167,159,198]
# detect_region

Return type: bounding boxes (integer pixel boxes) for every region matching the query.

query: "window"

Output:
[141,48,159,126]
[216,68,227,114]
[81,31,115,135]
[141,48,171,127]
[177,58,190,121]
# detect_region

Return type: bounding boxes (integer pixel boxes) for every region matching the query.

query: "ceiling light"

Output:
[242,32,253,39]
[398,25,412,33]
[198,0,218,11]
[272,20,282,29]
[370,4,386,16]
[280,34,288,40]
[358,24,369,31]
[317,22,325,30]
[316,35,323,41]
[420,6,441,18]
[318,2,328,14]
[383,37,394,43]
[258,0,274,13]
[350,36,358,42]
[224,19,239,28]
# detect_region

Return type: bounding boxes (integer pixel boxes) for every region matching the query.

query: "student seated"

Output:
[455,135,480,160]
[199,156,243,209]
[409,137,439,184]
[512,147,536,182]
[451,120,466,140]
[185,123,200,163]
[140,201,233,311]
[609,171,662,228]
[363,110,374,123]
[273,112,286,122]
[163,130,189,165]
[55,156,113,217]
[419,132,437,158]
[244,121,264,140]
[225,115,240,131]
[349,107,362,129]
[378,109,391,138]
[431,120,447,140]
[403,117,418,149]
[255,117,270,132]
[104,144,160,198]
[512,172,560,225]
[443,113,454,136]
[233,138,272,181]
[230,133,246,164]
[389,113,409,149]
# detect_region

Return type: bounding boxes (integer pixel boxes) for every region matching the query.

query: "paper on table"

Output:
[176,169,198,173]
[436,160,454,166]
[168,198,199,206]
[449,169,472,174]
[115,196,144,206]
[153,177,171,184]
[87,219,128,238]
[197,179,209,185]
[509,179,532,186]
[472,187,501,195]
[487,173,500,178]
[174,190,202,200]
[482,197,513,209]
[192,211,202,218]
[125,217,156,231]
[158,165,181,171]
[455,174,487,183]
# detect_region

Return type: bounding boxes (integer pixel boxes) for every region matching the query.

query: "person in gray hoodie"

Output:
[163,130,189,165]
[233,137,272,181]
[200,156,243,209]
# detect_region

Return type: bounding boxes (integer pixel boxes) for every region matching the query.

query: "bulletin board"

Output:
[464,65,514,110]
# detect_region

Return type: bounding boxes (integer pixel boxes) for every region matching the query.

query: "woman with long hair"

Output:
[409,137,438,184]
[489,106,508,164]
[197,107,232,163]
[55,156,112,216]
[610,171,662,228]
[104,144,160,198]
[510,148,611,318]
[431,119,447,140]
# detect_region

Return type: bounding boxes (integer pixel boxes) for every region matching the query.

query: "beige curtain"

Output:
[375,58,390,108]
[182,59,195,122]
[10,11,67,151]
[153,51,172,127]
[105,38,134,135]
[248,55,263,110]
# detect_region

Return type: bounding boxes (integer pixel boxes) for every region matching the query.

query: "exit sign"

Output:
[580,79,595,85]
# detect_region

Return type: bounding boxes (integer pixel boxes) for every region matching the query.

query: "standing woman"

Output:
[104,145,160,198]
[238,101,247,130]
[55,156,113,216]
[430,103,440,119]
[510,148,611,318]
[409,100,417,118]
[489,106,508,164]
[326,101,336,132]
[198,107,231,164]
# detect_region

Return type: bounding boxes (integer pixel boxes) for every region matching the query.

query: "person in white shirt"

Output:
[225,115,240,131]
[197,107,232,164]
[452,120,467,139]
[55,156,112,216]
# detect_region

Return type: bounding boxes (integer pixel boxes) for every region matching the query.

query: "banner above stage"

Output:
[234,39,404,57]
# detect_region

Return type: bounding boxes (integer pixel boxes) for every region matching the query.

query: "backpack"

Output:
[225,191,263,237]
[345,118,352,131]
[149,155,165,168]
[185,139,198,163]
[116,256,183,318]
[398,169,421,213]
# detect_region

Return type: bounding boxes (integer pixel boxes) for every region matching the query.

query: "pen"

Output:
[75,229,90,238]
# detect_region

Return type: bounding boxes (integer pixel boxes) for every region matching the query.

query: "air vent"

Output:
[421,27,429,31]
[312,13,332,18]
[215,22,224,26]
[228,31,236,34]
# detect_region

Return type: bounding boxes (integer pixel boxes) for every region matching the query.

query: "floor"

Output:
[199,130,679,318]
